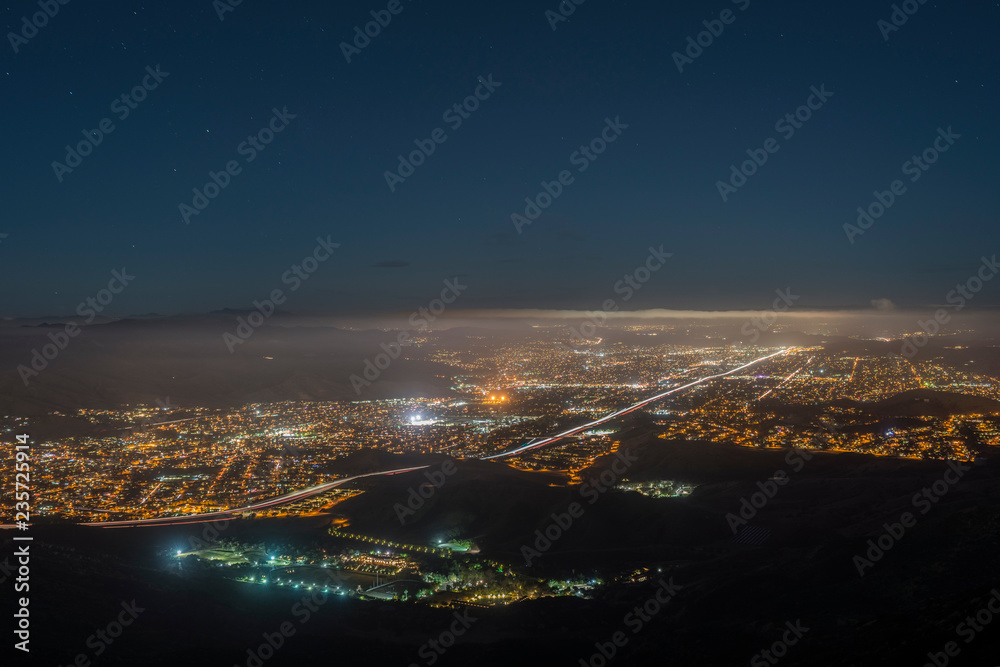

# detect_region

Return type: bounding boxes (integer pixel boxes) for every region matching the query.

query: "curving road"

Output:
[82,465,429,528]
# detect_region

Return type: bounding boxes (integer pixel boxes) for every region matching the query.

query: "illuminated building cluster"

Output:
[3,335,999,523]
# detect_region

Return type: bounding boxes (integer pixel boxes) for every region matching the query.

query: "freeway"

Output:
[481,348,795,460]
[81,465,429,528]
[65,349,793,528]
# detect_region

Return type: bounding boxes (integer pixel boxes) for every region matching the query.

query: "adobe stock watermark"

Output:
[51,65,170,182]
[180,106,296,224]
[7,0,72,53]
[17,268,136,386]
[921,589,1000,667]
[214,0,244,21]
[185,518,231,551]
[740,288,800,343]
[384,75,502,192]
[567,245,672,348]
[844,126,960,244]
[672,0,751,73]
[877,0,930,42]
[545,0,586,31]
[222,236,340,352]
[725,447,812,534]
[578,578,683,667]
[521,449,638,566]
[511,116,628,234]
[340,0,414,63]
[716,85,833,202]
[749,620,810,667]
[393,460,458,524]
[853,459,972,576]
[900,254,998,358]
[155,395,177,411]
[407,610,478,667]
[349,277,468,394]
[235,568,353,667]
[53,600,144,667]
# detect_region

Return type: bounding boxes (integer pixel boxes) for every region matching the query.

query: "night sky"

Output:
[2,0,997,318]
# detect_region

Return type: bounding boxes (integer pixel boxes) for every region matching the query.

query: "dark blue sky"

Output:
[2,0,997,318]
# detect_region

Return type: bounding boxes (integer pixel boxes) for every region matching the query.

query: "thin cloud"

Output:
[871,299,896,311]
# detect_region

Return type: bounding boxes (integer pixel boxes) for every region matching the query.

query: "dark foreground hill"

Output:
[5,438,1000,667]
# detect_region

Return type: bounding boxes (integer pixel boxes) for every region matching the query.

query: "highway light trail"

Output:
[481,348,795,460]
[80,465,429,528]
[755,356,812,401]
[60,350,795,527]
